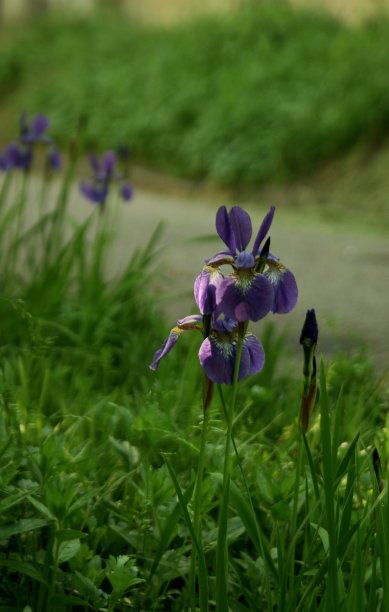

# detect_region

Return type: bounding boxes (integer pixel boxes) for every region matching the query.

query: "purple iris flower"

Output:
[80,151,132,208]
[150,314,265,385]
[5,113,60,172]
[195,205,297,322]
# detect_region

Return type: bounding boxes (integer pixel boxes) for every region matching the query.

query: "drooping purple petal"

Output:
[149,329,181,371]
[31,114,49,138]
[199,336,236,384]
[265,265,298,314]
[6,143,32,170]
[229,206,252,251]
[194,268,224,315]
[217,273,274,322]
[47,148,61,170]
[80,181,108,204]
[216,206,236,253]
[120,183,133,202]
[243,333,265,376]
[199,331,265,384]
[252,205,275,256]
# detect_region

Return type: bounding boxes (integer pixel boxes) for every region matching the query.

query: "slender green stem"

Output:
[217,384,274,610]
[287,425,304,610]
[189,407,210,611]
[216,329,244,611]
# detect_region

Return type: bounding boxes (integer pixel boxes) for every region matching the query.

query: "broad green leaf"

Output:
[57,539,81,564]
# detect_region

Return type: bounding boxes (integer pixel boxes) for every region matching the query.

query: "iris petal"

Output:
[194,268,223,315]
[217,274,274,322]
[149,329,181,371]
[229,206,252,251]
[199,331,265,384]
[216,206,236,253]
[199,336,235,384]
[265,266,298,314]
[252,205,275,255]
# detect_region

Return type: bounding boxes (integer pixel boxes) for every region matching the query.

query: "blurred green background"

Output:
[1,0,389,228]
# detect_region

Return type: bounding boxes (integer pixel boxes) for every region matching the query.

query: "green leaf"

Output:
[56,529,88,543]
[164,455,208,612]
[57,539,81,564]
[0,518,52,539]
[0,560,47,585]
[149,479,195,579]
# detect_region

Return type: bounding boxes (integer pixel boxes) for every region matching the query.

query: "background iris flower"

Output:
[80,150,132,207]
[4,113,61,172]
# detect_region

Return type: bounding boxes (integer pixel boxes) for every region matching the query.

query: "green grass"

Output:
[2,3,389,187]
[0,156,388,609]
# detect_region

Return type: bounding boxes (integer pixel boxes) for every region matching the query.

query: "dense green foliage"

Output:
[0,157,388,609]
[2,4,389,185]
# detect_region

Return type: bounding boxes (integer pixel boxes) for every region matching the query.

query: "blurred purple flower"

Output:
[80,151,132,208]
[197,205,297,321]
[47,148,61,171]
[5,112,60,172]
[150,314,265,385]
[0,149,10,172]
[20,113,51,145]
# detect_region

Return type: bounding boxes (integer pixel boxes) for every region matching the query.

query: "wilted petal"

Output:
[176,314,203,330]
[265,264,298,314]
[217,273,274,322]
[252,205,275,255]
[149,329,181,371]
[216,206,236,253]
[229,206,252,251]
[194,267,223,315]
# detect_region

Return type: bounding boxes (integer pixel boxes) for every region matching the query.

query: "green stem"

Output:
[217,384,275,611]
[287,425,304,610]
[216,329,244,611]
[190,407,210,611]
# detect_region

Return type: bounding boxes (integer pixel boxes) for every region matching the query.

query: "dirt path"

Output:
[3,173,389,370]
[104,187,389,371]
